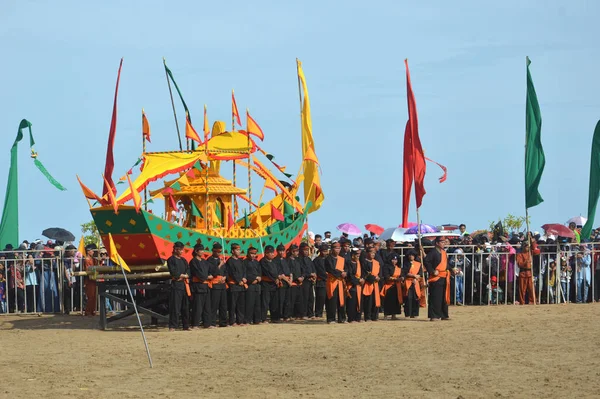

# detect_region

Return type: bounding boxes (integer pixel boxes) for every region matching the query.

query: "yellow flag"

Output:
[178,174,190,186]
[297,59,323,213]
[264,178,278,193]
[126,174,142,213]
[108,233,130,272]
[77,236,86,256]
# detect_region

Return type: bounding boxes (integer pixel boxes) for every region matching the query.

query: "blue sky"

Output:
[1,0,599,243]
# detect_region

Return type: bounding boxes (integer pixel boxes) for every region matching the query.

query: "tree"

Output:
[489,214,531,235]
[81,220,100,247]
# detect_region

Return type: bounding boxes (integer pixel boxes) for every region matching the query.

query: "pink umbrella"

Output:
[336,223,362,236]
[542,224,574,239]
[398,222,418,228]
[365,224,385,235]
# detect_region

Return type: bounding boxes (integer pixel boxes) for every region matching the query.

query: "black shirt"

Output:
[313,256,328,287]
[167,255,189,291]
[189,257,211,293]
[207,255,226,290]
[226,257,246,292]
[260,257,279,291]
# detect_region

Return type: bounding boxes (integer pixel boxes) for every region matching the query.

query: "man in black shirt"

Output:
[299,242,316,318]
[167,241,190,331]
[313,243,329,318]
[207,243,228,327]
[287,244,304,319]
[244,247,262,324]
[226,243,246,326]
[275,244,292,321]
[189,243,212,329]
[261,245,280,322]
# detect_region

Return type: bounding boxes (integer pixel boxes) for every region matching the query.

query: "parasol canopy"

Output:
[365,224,385,235]
[405,224,439,234]
[42,227,75,242]
[566,216,587,227]
[336,223,362,236]
[542,224,575,239]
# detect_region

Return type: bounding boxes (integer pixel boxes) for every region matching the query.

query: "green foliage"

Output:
[80,220,100,247]
[489,214,531,235]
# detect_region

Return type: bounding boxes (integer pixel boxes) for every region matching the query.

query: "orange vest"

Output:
[362,259,381,307]
[404,260,422,299]
[380,266,403,305]
[326,256,345,306]
[428,250,450,304]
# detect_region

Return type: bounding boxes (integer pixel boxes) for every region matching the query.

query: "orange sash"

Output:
[380,266,402,305]
[326,256,345,306]
[362,260,381,307]
[191,276,210,284]
[173,277,192,297]
[208,275,225,289]
[404,261,422,299]
[427,250,450,304]
[228,279,248,289]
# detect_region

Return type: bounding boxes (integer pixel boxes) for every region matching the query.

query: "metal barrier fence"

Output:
[1,242,598,316]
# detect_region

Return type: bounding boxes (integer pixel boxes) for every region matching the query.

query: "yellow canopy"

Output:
[117,151,208,204]
[205,130,256,159]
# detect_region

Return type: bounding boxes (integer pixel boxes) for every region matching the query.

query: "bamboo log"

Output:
[74,265,167,274]
[82,271,172,281]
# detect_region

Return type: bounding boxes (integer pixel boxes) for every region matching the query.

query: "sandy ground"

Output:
[1,304,599,399]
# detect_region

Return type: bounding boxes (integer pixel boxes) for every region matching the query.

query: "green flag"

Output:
[164,59,196,151]
[525,57,545,209]
[171,181,181,191]
[191,201,203,218]
[581,120,600,239]
[0,120,66,249]
[283,201,294,219]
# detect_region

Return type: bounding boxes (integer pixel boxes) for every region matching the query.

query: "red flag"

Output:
[232,90,242,128]
[401,121,413,228]
[271,204,284,222]
[227,207,234,230]
[142,109,151,143]
[425,157,447,183]
[169,195,178,212]
[405,59,426,208]
[313,183,322,201]
[103,174,119,215]
[103,58,123,198]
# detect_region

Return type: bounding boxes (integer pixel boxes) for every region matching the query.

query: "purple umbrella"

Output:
[336,223,362,236]
[405,224,439,234]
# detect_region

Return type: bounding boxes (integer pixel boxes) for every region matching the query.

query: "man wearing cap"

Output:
[325,241,347,323]
[287,244,305,319]
[346,247,363,322]
[226,243,246,326]
[313,243,329,318]
[208,243,228,327]
[275,244,292,321]
[244,247,262,324]
[84,244,99,316]
[189,243,212,329]
[425,237,457,321]
[299,242,316,318]
[260,245,280,322]
[167,241,190,331]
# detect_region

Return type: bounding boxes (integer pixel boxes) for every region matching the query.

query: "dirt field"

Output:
[1,304,599,399]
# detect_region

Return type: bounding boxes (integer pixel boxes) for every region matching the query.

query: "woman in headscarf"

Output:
[380,253,402,320]
[402,249,422,318]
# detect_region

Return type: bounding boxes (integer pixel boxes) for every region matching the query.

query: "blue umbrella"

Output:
[405,224,439,234]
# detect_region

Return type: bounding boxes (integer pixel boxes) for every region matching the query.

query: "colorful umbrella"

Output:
[566,216,587,227]
[379,228,412,242]
[397,222,418,228]
[365,224,385,235]
[405,224,439,234]
[336,223,362,236]
[542,224,575,239]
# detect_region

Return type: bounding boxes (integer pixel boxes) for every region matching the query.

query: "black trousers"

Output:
[169,288,189,329]
[26,285,41,313]
[346,288,361,322]
[262,288,279,322]
[245,286,262,324]
[428,279,449,319]
[210,288,228,327]
[404,285,420,317]
[303,282,315,317]
[362,293,378,321]
[191,290,211,327]
[229,290,245,325]
[383,285,401,316]
[291,285,305,317]
[325,286,346,322]
[279,286,291,319]
[314,285,326,317]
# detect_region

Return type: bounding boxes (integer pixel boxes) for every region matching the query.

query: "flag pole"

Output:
[231,93,239,219]
[296,58,309,241]
[142,110,148,211]
[117,259,153,368]
[524,56,537,305]
[246,110,253,216]
[163,58,183,152]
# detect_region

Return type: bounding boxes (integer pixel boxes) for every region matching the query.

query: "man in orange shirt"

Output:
[516,242,536,305]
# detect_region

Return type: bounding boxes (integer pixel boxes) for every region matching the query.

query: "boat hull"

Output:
[91,206,307,265]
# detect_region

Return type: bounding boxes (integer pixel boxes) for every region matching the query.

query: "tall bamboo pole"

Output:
[163,58,183,151]
[296,58,309,241]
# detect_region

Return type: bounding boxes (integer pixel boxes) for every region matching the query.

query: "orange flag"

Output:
[303,146,319,164]
[76,175,103,203]
[203,105,210,141]
[126,174,142,213]
[246,110,264,141]
[102,174,119,214]
[264,178,278,193]
[185,112,201,143]
[271,204,284,222]
[142,109,151,143]
[232,90,241,128]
